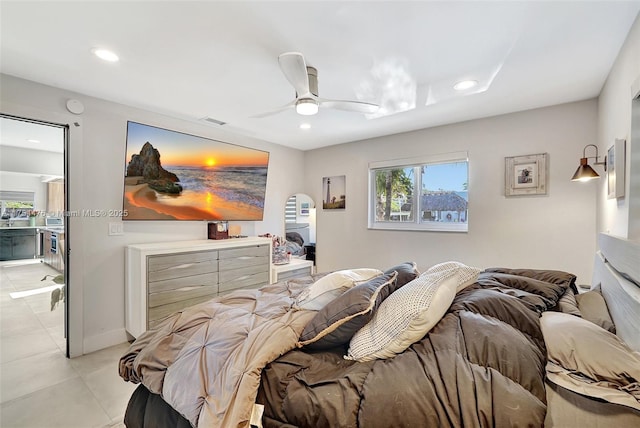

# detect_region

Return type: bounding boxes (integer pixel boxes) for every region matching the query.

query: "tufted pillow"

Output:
[383,261,419,289]
[346,265,463,361]
[295,268,383,311]
[541,312,640,411]
[298,271,398,350]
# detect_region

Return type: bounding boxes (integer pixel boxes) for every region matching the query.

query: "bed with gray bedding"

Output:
[119,244,640,427]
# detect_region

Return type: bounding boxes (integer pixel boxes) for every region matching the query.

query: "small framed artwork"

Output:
[323,175,346,210]
[505,153,548,197]
[607,139,625,199]
[299,202,310,215]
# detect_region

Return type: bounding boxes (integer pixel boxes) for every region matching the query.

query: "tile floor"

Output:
[1,259,136,428]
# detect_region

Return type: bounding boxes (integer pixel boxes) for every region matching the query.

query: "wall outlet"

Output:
[109,222,124,236]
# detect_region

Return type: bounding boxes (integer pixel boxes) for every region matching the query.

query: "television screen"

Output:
[123,121,269,221]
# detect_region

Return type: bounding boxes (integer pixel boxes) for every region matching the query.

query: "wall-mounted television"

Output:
[123,121,269,221]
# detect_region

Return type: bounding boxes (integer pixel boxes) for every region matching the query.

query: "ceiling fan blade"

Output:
[318,98,379,114]
[278,52,310,96]
[250,100,296,118]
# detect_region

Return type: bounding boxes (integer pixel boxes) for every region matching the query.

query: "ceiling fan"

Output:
[252,52,379,118]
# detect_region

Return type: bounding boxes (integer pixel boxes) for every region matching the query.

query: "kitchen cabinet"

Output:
[47,180,64,215]
[0,228,36,261]
[42,229,64,271]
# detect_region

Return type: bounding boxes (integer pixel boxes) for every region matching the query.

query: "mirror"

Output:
[284,193,316,265]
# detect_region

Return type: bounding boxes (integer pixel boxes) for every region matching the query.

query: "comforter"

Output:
[119,267,575,428]
[119,278,317,428]
[257,268,576,428]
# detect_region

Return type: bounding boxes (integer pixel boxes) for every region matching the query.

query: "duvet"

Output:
[257,268,576,428]
[119,267,575,428]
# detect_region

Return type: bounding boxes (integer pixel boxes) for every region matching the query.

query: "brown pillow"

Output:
[575,290,616,333]
[541,312,640,411]
[298,271,398,350]
[384,261,419,289]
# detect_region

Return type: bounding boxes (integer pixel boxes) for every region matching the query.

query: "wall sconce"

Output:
[571,144,606,182]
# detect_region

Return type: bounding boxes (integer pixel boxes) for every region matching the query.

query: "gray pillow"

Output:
[384,261,419,289]
[541,312,640,411]
[575,290,616,333]
[298,272,398,350]
[554,288,582,317]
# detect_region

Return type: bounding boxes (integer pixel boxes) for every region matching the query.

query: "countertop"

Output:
[0,225,64,232]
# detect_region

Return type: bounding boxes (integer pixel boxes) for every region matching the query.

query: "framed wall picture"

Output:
[299,202,310,215]
[505,153,548,197]
[323,175,346,209]
[607,138,626,199]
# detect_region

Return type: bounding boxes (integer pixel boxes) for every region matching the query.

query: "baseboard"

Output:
[83,328,129,355]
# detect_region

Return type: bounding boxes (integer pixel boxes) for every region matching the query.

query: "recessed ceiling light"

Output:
[453,80,478,91]
[92,48,119,62]
[299,123,311,130]
[26,139,40,143]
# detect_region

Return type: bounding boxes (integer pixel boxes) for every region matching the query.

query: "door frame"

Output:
[1,104,84,358]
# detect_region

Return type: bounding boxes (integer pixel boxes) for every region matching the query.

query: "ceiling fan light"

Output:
[296,99,319,115]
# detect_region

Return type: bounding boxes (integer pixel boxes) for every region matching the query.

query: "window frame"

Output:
[368,151,469,233]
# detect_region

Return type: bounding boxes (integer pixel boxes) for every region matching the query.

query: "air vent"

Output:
[201,117,227,126]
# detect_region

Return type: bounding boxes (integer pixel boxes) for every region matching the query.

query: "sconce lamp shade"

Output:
[571,157,600,182]
[571,144,606,182]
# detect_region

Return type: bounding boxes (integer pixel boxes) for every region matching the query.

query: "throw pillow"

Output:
[345,265,461,362]
[295,268,383,311]
[383,261,419,290]
[575,290,616,333]
[298,271,398,350]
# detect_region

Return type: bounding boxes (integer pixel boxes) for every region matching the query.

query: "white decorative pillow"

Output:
[424,261,482,292]
[295,268,383,311]
[345,265,460,362]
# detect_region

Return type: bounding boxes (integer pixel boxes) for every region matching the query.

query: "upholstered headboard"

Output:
[592,233,640,351]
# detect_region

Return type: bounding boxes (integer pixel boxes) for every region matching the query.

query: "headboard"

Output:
[592,233,640,351]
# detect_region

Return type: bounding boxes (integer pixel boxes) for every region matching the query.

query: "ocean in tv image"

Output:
[123,121,269,221]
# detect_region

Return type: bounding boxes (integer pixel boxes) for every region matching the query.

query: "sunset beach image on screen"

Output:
[123,121,269,221]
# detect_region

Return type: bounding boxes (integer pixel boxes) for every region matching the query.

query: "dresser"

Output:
[125,237,271,338]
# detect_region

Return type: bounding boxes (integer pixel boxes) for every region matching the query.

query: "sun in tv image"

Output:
[123,121,269,221]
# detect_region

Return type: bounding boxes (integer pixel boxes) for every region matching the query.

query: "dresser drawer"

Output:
[219,245,269,271]
[148,295,214,326]
[148,251,218,282]
[148,273,218,307]
[277,266,312,280]
[218,267,270,294]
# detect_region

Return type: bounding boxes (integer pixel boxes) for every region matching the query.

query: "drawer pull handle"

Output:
[169,263,196,270]
[235,275,250,281]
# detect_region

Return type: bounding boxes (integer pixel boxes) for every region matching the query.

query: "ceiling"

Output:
[1,1,639,151]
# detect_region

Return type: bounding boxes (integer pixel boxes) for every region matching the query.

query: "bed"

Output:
[119,233,640,428]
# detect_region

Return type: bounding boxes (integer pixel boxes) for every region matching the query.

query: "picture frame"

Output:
[505,153,548,197]
[607,139,625,199]
[299,202,310,216]
[322,175,346,210]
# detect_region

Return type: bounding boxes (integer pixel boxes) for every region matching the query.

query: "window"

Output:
[0,191,35,219]
[368,152,468,232]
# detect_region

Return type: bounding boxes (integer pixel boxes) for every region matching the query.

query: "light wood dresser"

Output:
[125,237,271,338]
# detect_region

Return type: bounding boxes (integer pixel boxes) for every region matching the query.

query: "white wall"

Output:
[0,171,48,214]
[0,145,63,177]
[305,100,598,285]
[597,13,640,241]
[0,74,306,355]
